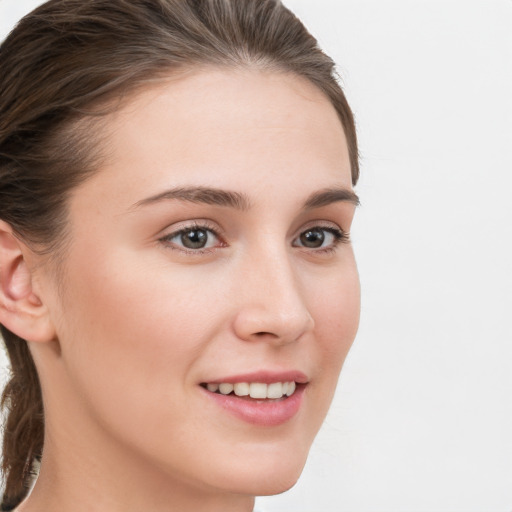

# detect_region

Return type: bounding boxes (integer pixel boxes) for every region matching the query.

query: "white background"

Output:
[1,1,511,511]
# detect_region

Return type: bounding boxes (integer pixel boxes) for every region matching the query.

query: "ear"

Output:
[0,220,56,343]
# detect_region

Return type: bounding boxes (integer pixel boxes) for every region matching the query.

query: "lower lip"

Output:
[201,385,306,427]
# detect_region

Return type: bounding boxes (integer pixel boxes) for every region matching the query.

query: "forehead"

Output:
[75,68,352,208]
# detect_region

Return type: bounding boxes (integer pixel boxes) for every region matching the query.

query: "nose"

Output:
[232,250,314,345]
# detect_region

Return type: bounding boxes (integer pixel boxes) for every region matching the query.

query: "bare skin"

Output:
[0,68,360,512]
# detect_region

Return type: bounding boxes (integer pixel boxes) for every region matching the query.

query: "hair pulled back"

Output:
[0,0,359,508]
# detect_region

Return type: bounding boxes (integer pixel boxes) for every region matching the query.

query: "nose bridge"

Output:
[233,242,314,343]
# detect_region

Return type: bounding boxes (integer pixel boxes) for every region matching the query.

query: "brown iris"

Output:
[299,229,325,248]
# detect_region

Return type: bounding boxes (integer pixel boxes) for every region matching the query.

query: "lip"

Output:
[203,370,309,385]
[200,370,308,427]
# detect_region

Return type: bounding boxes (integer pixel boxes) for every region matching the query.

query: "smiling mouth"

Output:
[201,381,297,400]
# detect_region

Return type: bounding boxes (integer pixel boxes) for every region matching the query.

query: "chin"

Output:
[253,473,302,497]
[212,445,309,497]
[226,469,303,497]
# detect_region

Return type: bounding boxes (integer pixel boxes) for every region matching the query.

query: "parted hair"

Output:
[0,0,359,508]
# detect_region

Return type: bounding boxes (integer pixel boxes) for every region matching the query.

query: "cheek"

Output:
[52,253,238,476]
[307,261,360,402]
[59,244,249,391]
[312,261,360,351]
[56,253,213,409]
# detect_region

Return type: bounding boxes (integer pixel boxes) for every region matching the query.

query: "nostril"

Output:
[254,331,277,338]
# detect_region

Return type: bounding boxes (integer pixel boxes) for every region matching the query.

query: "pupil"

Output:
[181,229,207,249]
[300,229,324,248]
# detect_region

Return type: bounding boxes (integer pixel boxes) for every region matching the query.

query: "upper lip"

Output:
[202,370,309,385]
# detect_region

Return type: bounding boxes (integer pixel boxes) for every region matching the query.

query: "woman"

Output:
[0,1,360,511]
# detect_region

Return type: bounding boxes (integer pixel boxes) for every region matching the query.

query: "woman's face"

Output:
[38,68,360,498]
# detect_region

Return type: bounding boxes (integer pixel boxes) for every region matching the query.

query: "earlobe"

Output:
[0,221,55,343]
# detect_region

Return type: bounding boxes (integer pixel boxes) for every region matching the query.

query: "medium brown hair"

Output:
[0,0,359,508]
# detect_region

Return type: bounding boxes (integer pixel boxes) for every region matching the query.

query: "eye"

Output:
[293,226,347,250]
[160,224,222,251]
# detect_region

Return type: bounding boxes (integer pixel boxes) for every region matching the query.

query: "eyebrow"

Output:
[131,186,251,211]
[303,187,360,209]
[131,185,359,211]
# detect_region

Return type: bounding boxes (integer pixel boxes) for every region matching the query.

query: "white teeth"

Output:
[267,382,283,399]
[234,382,250,396]
[206,381,297,399]
[249,382,267,399]
[218,383,234,395]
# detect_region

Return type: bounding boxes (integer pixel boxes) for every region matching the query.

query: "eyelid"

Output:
[292,222,350,251]
[159,218,225,237]
[158,220,226,253]
[293,220,347,238]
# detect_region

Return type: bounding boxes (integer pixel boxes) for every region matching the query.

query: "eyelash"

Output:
[158,222,350,255]
[158,221,224,255]
[294,225,350,254]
